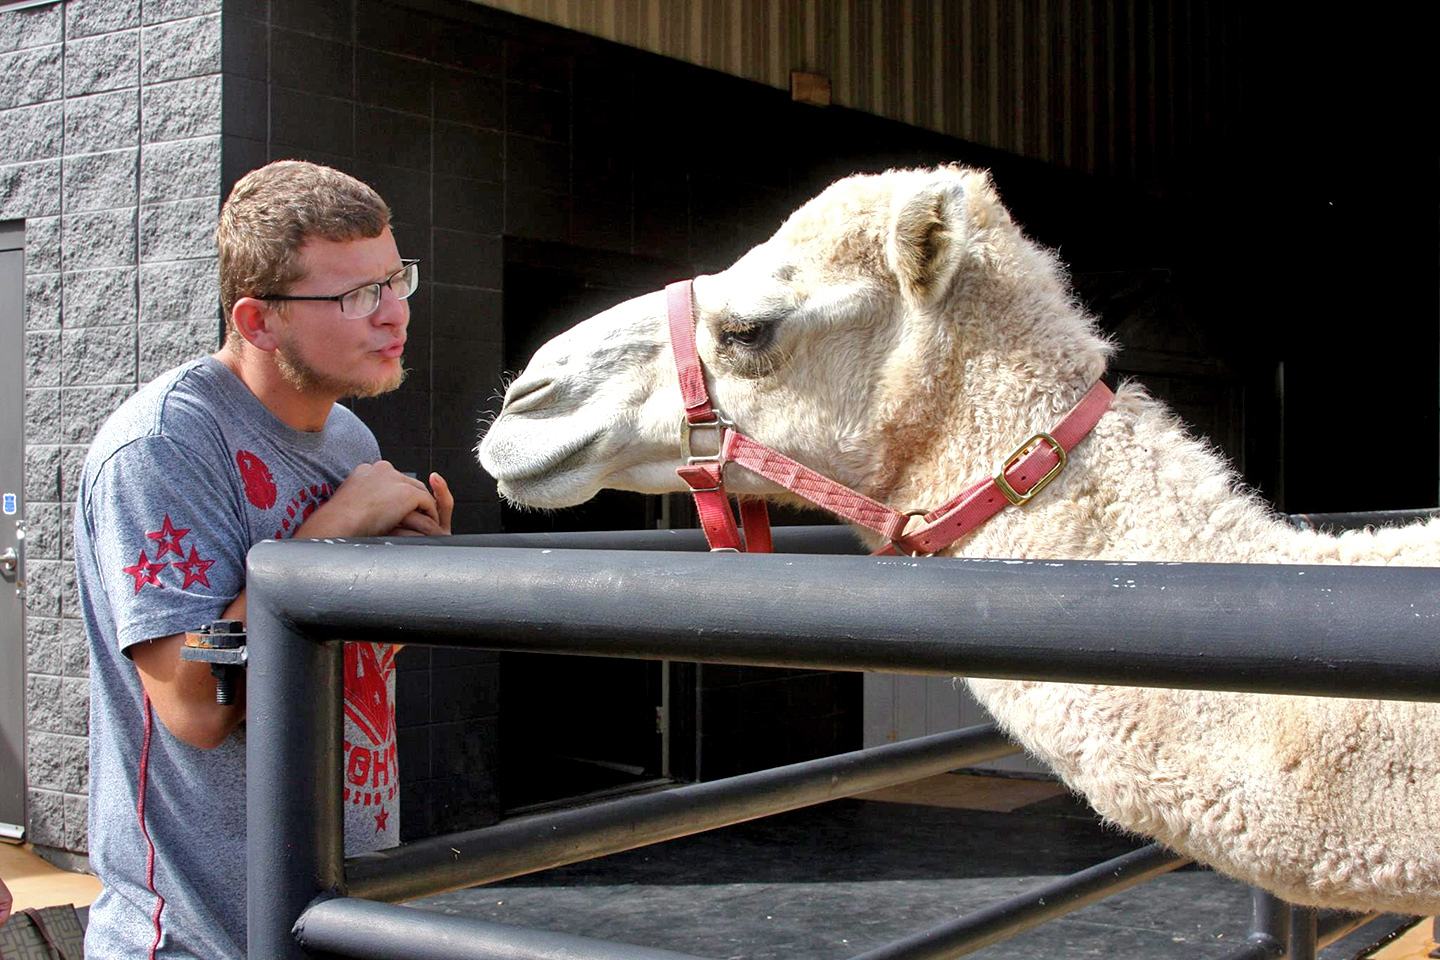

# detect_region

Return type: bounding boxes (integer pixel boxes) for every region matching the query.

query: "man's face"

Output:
[272,226,410,400]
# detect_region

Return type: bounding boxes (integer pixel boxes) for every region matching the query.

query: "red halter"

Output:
[666,279,1113,555]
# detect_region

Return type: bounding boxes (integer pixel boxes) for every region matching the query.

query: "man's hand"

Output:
[296,461,439,539]
[387,473,453,537]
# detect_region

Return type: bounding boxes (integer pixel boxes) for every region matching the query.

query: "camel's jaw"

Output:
[478,413,610,508]
[478,290,683,508]
[481,410,693,509]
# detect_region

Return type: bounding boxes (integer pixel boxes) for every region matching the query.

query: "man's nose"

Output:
[372,284,409,327]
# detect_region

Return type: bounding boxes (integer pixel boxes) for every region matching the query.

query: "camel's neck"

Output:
[863,248,1302,564]
[866,244,1109,513]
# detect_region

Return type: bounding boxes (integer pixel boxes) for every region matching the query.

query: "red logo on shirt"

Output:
[342,643,399,823]
[172,544,216,589]
[236,450,277,509]
[344,643,396,745]
[123,516,216,594]
[121,550,168,595]
[275,483,333,539]
[146,514,190,558]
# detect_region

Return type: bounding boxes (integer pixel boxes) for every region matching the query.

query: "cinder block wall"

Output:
[2,0,224,860]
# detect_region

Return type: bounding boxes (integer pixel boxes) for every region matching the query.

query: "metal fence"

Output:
[243,516,1439,960]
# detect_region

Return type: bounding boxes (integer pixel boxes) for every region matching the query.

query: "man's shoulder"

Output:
[85,358,229,474]
[326,401,378,447]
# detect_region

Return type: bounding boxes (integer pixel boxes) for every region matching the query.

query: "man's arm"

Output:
[134,463,450,749]
[131,591,249,750]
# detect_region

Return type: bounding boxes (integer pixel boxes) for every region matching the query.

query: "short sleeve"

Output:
[84,435,248,653]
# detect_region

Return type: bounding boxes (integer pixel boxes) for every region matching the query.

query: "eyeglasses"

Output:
[258,260,420,319]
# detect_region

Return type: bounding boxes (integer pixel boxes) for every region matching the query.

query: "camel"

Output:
[478,165,1440,914]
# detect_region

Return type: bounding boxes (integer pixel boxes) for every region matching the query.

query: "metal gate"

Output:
[238,522,1439,959]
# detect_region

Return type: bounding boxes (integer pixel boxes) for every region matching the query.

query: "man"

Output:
[75,161,449,959]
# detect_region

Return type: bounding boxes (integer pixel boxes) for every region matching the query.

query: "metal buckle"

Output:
[887,509,935,558]
[680,412,732,465]
[995,432,1066,506]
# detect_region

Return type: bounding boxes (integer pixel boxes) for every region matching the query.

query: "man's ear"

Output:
[230,297,282,352]
[886,173,966,309]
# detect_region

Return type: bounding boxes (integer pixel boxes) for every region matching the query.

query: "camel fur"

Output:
[478,165,1440,914]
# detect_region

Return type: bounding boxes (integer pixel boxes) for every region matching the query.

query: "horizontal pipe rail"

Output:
[294,897,711,960]
[844,843,1188,960]
[1290,509,1439,533]
[247,542,1440,702]
[346,723,1017,902]
[420,524,868,554]
[391,509,1440,553]
[1314,909,1393,953]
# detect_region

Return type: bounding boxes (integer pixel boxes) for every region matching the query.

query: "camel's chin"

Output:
[494,474,601,510]
[499,461,691,507]
[482,442,605,509]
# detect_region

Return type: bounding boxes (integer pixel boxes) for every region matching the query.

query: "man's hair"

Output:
[217,160,392,346]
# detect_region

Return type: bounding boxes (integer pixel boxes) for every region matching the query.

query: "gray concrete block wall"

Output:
[1,0,223,857]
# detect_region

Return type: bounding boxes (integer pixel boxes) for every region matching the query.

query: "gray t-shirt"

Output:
[76,357,400,960]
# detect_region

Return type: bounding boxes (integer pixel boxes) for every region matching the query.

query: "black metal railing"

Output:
[244,519,1439,960]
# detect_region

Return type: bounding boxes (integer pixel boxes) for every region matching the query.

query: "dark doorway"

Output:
[498,239,693,811]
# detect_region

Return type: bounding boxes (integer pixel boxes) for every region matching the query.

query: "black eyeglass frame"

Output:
[256,260,421,318]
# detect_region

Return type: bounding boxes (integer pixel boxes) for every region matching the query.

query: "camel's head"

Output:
[480,166,1047,510]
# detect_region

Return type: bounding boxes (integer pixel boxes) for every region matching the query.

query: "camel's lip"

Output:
[502,377,556,415]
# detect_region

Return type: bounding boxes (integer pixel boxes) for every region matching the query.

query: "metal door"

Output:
[0,220,26,839]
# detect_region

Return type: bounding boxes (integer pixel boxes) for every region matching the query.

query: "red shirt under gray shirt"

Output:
[74,357,399,959]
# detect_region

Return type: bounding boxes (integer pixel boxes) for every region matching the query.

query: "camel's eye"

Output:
[720,321,775,351]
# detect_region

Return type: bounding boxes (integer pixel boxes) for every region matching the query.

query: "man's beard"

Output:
[275,338,407,399]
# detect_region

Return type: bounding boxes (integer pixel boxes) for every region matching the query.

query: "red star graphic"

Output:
[374,807,390,832]
[146,514,190,559]
[122,550,167,595]
[172,544,216,589]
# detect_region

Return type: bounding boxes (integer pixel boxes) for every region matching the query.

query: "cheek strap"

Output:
[663,278,1113,555]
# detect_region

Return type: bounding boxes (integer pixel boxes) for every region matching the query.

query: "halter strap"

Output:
[880,381,1113,556]
[663,278,1112,554]
[667,280,713,424]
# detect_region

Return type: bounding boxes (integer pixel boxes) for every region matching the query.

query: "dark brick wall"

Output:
[217,0,1171,836]
[220,0,517,838]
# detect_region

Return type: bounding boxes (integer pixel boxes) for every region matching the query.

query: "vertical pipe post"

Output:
[1288,907,1318,960]
[246,577,344,960]
[1250,888,1289,958]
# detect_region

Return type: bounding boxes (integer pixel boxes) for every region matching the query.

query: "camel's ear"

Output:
[887,175,965,308]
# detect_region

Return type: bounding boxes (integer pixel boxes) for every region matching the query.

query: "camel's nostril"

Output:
[504,377,556,414]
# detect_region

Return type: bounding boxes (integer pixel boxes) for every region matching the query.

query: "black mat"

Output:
[414,790,1415,959]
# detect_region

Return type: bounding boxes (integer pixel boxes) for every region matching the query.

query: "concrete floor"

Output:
[414,773,1420,960]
